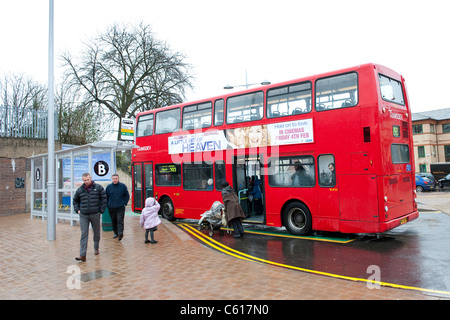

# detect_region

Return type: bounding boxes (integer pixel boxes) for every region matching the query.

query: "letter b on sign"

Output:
[94,161,109,177]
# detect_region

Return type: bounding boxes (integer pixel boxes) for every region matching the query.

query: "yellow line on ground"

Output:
[180,224,450,297]
[175,221,354,243]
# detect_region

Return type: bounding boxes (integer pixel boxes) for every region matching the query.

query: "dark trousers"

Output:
[79,213,101,256]
[108,206,125,236]
[145,227,157,241]
[254,198,263,215]
[231,218,244,237]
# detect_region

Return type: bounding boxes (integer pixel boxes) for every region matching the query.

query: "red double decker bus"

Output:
[132,63,418,235]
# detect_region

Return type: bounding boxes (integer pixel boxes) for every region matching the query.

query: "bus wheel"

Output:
[283,202,312,235]
[160,198,175,221]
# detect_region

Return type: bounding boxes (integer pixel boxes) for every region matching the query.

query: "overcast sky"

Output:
[0,0,448,113]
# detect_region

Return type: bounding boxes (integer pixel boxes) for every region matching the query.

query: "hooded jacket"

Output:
[140,197,161,229]
[250,179,262,200]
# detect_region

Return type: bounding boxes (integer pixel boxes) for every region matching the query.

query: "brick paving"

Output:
[0,213,442,300]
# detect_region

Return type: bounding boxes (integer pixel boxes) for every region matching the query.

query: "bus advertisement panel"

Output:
[168,119,314,154]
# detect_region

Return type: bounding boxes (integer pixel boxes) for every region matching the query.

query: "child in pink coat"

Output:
[139,197,161,244]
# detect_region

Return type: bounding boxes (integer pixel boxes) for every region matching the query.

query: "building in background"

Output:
[412,108,450,173]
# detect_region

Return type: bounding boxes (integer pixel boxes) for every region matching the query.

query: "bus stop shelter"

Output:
[29,141,136,226]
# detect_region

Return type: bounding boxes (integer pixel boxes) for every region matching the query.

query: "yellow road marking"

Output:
[175,221,354,243]
[179,223,450,297]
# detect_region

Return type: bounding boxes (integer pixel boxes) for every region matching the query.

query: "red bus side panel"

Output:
[339,174,379,223]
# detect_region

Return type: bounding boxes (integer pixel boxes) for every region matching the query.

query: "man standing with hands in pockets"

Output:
[73,172,107,262]
[106,173,130,241]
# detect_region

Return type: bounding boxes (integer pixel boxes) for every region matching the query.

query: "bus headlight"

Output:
[384,206,389,212]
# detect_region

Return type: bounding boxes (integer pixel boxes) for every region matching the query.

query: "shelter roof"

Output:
[28,140,136,159]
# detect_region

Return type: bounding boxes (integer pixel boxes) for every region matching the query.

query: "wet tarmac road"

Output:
[176,192,450,297]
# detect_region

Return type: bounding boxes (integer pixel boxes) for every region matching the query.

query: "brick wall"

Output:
[0,158,27,216]
[0,137,62,216]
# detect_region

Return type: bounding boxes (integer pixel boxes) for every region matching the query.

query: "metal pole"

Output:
[47,0,56,241]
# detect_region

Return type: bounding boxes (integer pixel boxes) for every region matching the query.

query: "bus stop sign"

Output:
[94,160,109,177]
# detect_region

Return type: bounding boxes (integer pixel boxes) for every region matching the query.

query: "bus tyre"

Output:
[160,198,175,221]
[283,202,312,235]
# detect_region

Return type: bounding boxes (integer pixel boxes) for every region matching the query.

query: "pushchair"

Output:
[198,201,227,237]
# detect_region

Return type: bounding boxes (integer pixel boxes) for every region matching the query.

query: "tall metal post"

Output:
[47,0,56,241]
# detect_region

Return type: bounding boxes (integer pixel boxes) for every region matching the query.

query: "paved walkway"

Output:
[0,213,441,300]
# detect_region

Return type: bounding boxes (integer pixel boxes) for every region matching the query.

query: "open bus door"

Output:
[233,155,265,223]
[133,161,153,211]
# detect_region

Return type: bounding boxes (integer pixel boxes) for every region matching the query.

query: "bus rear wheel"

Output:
[283,202,312,235]
[160,198,175,221]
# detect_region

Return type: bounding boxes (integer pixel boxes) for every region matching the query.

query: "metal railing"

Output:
[0,105,48,139]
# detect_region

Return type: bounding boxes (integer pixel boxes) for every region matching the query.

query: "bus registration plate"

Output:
[400,217,408,225]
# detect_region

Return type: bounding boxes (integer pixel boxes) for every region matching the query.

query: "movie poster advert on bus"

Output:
[266,119,314,145]
[168,131,228,154]
[168,119,314,154]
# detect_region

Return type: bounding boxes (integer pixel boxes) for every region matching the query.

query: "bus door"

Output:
[233,155,264,223]
[133,161,153,211]
[317,155,340,220]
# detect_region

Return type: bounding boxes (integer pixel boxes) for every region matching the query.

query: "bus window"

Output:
[155,108,180,134]
[391,144,410,164]
[268,155,315,187]
[315,72,358,111]
[214,99,224,126]
[183,162,213,190]
[379,74,405,106]
[136,113,154,137]
[155,163,181,186]
[318,155,336,187]
[226,92,264,124]
[183,102,212,130]
[267,82,312,118]
[215,161,226,190]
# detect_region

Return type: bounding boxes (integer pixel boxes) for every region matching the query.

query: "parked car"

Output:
[415,174,434,192]
[438,173,450,189]
[417,172,438,190]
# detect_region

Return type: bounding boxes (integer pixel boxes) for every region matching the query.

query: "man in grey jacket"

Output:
[73,172,107,262]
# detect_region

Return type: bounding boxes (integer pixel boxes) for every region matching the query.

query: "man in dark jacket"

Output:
[221,181,246,238]
[106,173,130,241]
[73,172,107,262]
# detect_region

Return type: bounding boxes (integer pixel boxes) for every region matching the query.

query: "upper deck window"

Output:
[267,82,312,118]
[182,102,212,130]
[226,91,264,124]
[315,72,358,111]
[379,74,405,106]
[155,108,180,134]
[214,99,224,126]
[136,113,154,137]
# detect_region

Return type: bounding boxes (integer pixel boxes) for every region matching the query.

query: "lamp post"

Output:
[47,0,56,241]
[224,70,270,90]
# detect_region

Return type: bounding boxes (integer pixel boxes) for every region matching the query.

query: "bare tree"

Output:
[55,80,105,145]
[62,22,194,140]
[0,73,47,138]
